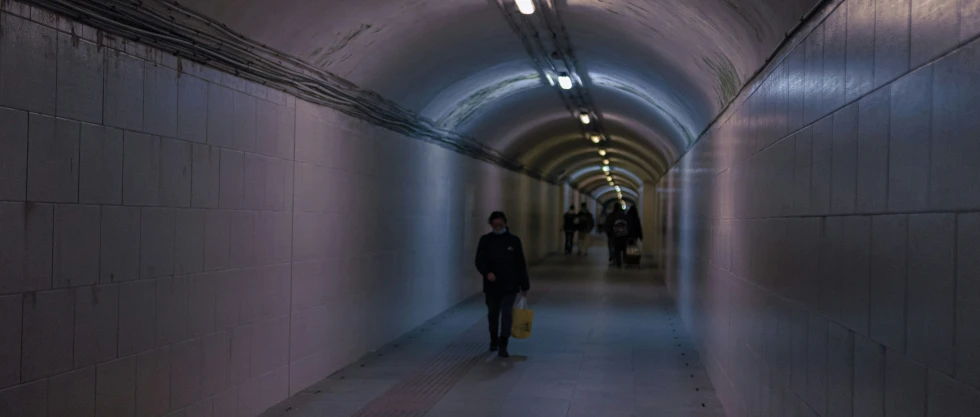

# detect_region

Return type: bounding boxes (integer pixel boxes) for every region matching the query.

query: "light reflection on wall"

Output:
[590,73,700,147]
[419,64,543,130]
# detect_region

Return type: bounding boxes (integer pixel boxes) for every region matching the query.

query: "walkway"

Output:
[260,251,724,417]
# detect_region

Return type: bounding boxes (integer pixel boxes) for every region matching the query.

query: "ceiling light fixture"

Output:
[558,73,573,90]
[606,176,612,181]
[579,112,591,125]
[598,149,606,156]
[602,166,610,172]
[615,186,621,192]
[603,159,609,165]
[515,0,535,15]
[590,135,601,144]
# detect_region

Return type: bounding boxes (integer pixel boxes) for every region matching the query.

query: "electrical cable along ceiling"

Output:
[25,0,555,178]
[35,0,821,198]
[493,0,630,203]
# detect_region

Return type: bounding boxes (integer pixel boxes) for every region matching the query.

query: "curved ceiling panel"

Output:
[445,80,691,161]
[597,187,636,198]
[577,172,641,191]
[595,186,639,201]
[600,197,637,208]
[542,152,660,184]
[183,0,818,188]
[566,166,645,190]
[513,131,670,179]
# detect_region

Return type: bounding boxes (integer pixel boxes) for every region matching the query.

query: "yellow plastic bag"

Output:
[511,296,534,339]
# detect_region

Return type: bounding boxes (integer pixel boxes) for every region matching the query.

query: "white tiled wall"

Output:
[0,3,562,416]
[659,0,980,416]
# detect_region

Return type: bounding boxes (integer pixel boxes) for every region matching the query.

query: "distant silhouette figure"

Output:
[576,203,595,256]
[605,205,628,267]
[563,205,577,254]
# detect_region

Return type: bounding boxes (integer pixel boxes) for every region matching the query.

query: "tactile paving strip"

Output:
[350,333,486,416]
[350,292,543,417]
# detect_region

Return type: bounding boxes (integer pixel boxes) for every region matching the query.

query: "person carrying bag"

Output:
[475,211,530,358]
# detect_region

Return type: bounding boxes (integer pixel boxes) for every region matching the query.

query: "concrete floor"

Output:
[260,250,724,417]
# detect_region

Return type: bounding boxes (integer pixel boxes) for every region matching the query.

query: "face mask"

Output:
[492,228,507,235]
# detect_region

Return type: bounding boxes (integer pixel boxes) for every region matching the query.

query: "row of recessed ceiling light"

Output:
[568,69,618,198]
[516,0,535,14]
[578,96,620,199]
[516,0,623,203]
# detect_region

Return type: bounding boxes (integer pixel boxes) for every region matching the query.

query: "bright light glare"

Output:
[558,75,573,90]
[579,113,591,125]
[590,135,601,144]
[598,149,606,156]
[603,159,609,165]
[615,186,621,192]
[606,176,612,181]
[515,0,535,14]
[602,166,610,172]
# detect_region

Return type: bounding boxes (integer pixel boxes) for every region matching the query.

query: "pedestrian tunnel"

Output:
[1,0,979,415]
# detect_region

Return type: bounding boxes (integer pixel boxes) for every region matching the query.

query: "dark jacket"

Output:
[626,207,643,240]
[605,210,625,236]
[475,230,530,295]
[563,211,578,232]
[577,211,595,233]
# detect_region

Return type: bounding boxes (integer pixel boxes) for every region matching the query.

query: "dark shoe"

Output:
[490,341,498,352]
[498,347,510,358]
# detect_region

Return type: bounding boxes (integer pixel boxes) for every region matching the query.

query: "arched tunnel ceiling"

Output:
[183,0,819,188]
[568,166,644,192]
[596,188,638,204]
[601,197,637,208]
[578,175,640,195]
[548,152,660,184]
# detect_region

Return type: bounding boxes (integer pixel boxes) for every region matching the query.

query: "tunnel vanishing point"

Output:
[0,0,979,416]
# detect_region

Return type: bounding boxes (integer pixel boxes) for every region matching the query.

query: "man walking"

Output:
[475,211,530,358]
[576,203,595,256]
[563,205,577,255]
[605,204,629,267]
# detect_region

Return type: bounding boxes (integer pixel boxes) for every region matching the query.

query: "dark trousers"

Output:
[607,235,615,261]
[486,292,517,346]
[612,237,628,266]
[564,231,575,254]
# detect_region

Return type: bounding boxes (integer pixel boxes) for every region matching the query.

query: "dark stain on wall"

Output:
[310,23,378,67]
